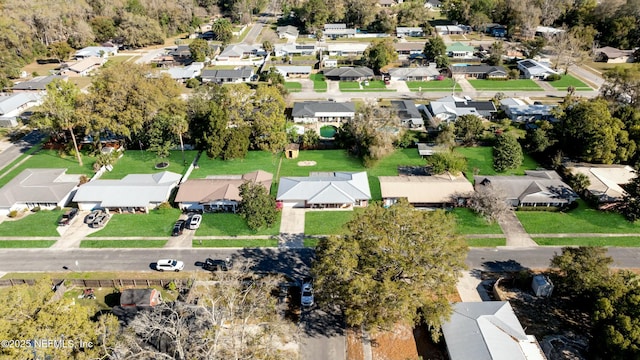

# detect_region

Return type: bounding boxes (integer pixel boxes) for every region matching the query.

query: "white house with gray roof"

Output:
[442,302,546,360]
[12,75,67,92]
[163,62,204,82]
[0,168,80,215]
[292,101,356,124]
[201,66,254,84]
[276,25,300,40]
[0,92,43,127]
[388,66,440,81]
[74,45,118,59]
[426,95,497,125]
[390,100,423,128]
[517,59,558,79]
[277,171,371,208]
[73,171,182,213]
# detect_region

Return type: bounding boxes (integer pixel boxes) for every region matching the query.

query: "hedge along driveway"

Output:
[516,200,640,234]
[100,150,197,179]
[0,210,65,237]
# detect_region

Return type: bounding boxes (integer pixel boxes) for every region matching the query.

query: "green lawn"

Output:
[191,151,280,179]
[195,212,281,236]
[87,208,182,237]
[339,80,394,92]
[304,237,321,247]
[454,146,540,181]
[192,239,279,247]
[466,238,506,247]
[0,150,96,187]
[450,208,503,234]
[468,79,542,91]
[534,237,640,247]
[547,74,591,91]
[304,210,361,235]
[284,82,302,92]
[0,210,65,236]
[0,240,56,248]
[100,150,197,179]
[517,200,640,234]
[407,79,461,92]
[310,73,327,92]
[80,240,167,248]
[105,56,133,66]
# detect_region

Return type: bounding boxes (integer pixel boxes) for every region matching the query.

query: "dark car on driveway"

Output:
[203,257,233,271]
[172,220,186,236]
[58,208,79,226]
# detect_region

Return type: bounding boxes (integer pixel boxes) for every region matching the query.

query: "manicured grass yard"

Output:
[191,151,280,178]
[87,208,182,237]
[517,200,640,234]
[310,73,327,92]
[304,210,361,235]
[547,74,591,91]
[450,208,503,234]
[80,240,167,248]
[0,210,65,236]
[105,56,133,66]
[339,80,394,92]
[454,146,540,181]
[468,79,542,91]
[195,212,281,236]
[284,82,302,92]
[192,239,278,247]
[0,150,96,187]
[407,79,461,92]
[101,150,197,179]
[534,237,640,247]
[466,238,506,247]
[0,240,56,248]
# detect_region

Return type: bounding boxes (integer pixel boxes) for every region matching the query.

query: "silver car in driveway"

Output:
[301,278,314,307]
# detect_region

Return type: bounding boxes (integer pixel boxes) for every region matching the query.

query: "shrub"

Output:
[8,210,18,218]
[185,78,200,88]
[516,206,561,212]
[545,74,562,81]
[31,206,41,212]
[79,175,89,185]
[157,201,173,210]
[166,281,177,291]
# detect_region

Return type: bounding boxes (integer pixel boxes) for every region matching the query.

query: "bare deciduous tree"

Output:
[465,184,511,223]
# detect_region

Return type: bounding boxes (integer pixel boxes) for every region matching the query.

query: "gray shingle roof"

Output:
[390,100,422,122]
[201,66,254,81]
[292,101,356,117]
[277,172,371,204]
[323,67,374,79]
[73,171,181,207]
[0,93,42,115]
[0,168,78,207]
[12,76,66,91]
[450,65,507,75]
[474,170,577,205]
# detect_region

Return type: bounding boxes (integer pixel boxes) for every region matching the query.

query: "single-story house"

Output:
[396,27,424,37]
[201,66,254,84]
[61,56,106,77]
[73,171,182,213]
[324,23,357,38]
[120,288,162,308]
[0,92,43,127]
[216,44,259,60]
[517,59,558,79]
[500,98,556,122]
[322,57,338,68]
[327,43,370,57]
[0,168,80,216]
[12,75,67,92]
[292,101,356,124]
[276,25,300,40]
[74,45,118,59]
[474,170,578,207]
[169,45,192,59]
[450,64,507,79]
[273,65,312,78]
[442,302,546,360]
[388,66,440,81]
[379,173,474,208]
[163,62,205,82]
[595,47,634,63]
[446,42,475,58]
[436,25,468,35]
[424,0,442,9]
[394,42,427,56]
[426,95,497,124]
[276,44,317,57]
[535,26,565,37]
[390,100,424,128]
[175,170,273,212]
[566,164,635,203]
[323,67,374,81]
[277,171,371,208]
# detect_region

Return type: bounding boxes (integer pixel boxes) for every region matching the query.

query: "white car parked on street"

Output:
[156,259,185,272]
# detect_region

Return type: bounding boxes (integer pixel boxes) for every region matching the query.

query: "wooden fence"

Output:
[0,278,174,288]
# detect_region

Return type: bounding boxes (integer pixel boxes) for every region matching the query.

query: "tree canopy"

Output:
[454,114,484,145]
[362,39,397,74]
[493,132,523,172]
[423,36,449,68]
[313,199,468,335]
[239,181,278,230]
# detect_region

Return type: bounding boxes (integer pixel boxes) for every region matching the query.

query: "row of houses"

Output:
[3,161,633,216]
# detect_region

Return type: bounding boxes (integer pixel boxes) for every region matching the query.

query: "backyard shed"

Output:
[285,143,300,159]
[531,275,554,297]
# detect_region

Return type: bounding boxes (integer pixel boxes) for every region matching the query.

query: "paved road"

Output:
[301,306,346,360]
[569,64,605,89]
[0,131,45,172]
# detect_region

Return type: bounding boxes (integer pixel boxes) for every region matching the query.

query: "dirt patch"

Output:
[371,323,420,360]
[297,161,317,167]
[347,328,365,360]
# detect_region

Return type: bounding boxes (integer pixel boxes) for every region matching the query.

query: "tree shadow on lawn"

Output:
[238,247,345,337]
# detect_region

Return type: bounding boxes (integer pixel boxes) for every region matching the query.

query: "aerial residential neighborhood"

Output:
[0,0,639,359]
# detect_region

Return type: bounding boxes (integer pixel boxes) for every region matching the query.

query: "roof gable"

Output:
[277,171,371,203]
[0,168,78,207]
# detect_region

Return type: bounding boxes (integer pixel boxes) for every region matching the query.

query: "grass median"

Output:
[192,239,278,247]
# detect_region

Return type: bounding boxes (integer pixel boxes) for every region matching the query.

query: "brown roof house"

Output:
[474,170,578,208]
[379,173,474,208]
[175,170,273,212]
[566,164,636,203]
[595,47,634,64]
[0,168,80,216]
[120,288,162,308]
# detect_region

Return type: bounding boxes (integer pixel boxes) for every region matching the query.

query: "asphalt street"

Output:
[0,131,45,171]
[1,247,639,274]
